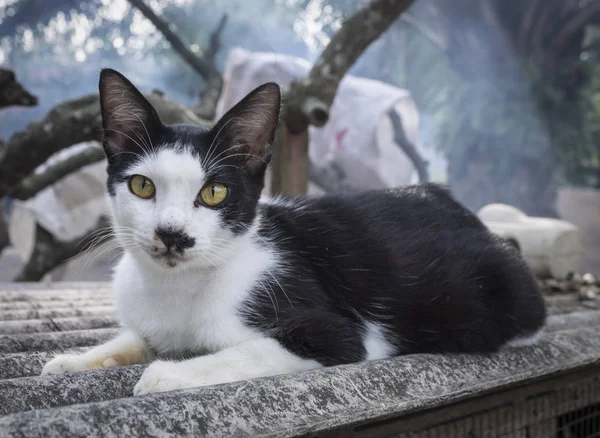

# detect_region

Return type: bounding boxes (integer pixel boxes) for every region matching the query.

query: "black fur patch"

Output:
[240,184,547,366]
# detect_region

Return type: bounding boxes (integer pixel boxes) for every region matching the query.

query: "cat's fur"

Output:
[42,69,547,394]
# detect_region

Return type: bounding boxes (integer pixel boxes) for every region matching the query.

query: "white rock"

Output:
[479,203,583,280]
[582,273,596,285]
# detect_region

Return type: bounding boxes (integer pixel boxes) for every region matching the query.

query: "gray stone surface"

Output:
[0,305,115,321]
[0,299,114,310]
[0,365,146,415]
[0,327,118,353]
[0,291,112,302]
[0,282,110,291]
[0,282,599,437]
[0,328,599,437]
[0,315,117,334]
[542,309,600,332]
[0,349,86,379]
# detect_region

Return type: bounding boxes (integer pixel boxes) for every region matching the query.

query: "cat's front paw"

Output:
[134,361,198,395]
[41,354,95,375]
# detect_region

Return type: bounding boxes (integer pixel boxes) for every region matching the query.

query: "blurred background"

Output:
[0,0,599,282]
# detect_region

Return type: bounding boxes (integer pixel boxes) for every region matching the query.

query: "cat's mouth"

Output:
[150,249,186,268]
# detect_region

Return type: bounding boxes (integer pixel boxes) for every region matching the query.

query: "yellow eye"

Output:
[198,183,228,207]
[128,175,155,199]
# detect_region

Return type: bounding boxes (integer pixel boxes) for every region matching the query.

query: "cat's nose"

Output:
[154,228,195,253]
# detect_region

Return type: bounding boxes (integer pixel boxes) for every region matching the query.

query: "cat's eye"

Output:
[198,183,228,207]
[128,175,156,199]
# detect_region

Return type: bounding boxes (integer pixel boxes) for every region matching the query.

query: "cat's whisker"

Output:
[128,111,155,155]
[102,128,151,156]
[202,117,239,169]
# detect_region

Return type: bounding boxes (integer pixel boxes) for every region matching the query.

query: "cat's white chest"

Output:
[112,250,272,356]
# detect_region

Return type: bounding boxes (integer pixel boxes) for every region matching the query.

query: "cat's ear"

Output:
[98,68,161,158]
[210,82,281,175]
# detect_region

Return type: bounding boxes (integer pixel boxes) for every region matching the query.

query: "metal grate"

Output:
[389,374,600,437]
[1,282,600,437]
[557,402,600,438]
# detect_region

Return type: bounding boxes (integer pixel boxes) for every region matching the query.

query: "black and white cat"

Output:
[42,69,547,395]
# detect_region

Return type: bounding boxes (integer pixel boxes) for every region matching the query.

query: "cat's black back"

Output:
[242,183,547,366]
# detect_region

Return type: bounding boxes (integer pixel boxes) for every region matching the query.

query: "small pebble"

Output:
[579,288,597,301]
[582,273,596,285]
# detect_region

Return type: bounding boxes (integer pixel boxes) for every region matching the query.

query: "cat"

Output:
[42,68,547,395]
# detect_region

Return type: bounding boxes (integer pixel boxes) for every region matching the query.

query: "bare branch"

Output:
[193,14,229,120]
[285,0,416,131]
[550,1,600,60]
[10,146,105,201]
[127,0,219,79]
[127,0,225,120]
[388,109,429,183]
[15,217,111,282]
[0,92,210,199]
[205,14,228,64]
[0,69,38,109]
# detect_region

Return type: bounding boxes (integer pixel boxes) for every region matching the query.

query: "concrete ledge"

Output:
[0,328,118,353]
[0,282,111,291]
[0,299,114,310]
[0,306,115,321]
[0,327,599,437]
[0,365,146,415]
[0,282,599,437]
[0,315,117,334]
[0,349,86,380]
[0,291,112,303]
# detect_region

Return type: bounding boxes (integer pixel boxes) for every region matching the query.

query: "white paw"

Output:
[134,361,199,395]
[41,354,93,375]
[41,353,126,375]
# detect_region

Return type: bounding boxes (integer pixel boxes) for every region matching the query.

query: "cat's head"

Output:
[98,68,280,271]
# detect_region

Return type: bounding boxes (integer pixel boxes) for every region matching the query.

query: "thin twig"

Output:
[10,147,105,201]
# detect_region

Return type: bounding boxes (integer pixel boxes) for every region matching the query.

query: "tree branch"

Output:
[272,0,416,196]
[0,92,210,199]
[127,0,225,120]
[205,14,228,64]
[10,146,105,201]
[15,217,112,282]
[550,1,600,60]
[0,69,38,109]
[388,109,429,183]
[285,0,416,131]
[193,14,229,120]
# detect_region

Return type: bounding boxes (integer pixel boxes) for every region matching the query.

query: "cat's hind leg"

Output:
[41,330,149,375]
[133,337,322,395]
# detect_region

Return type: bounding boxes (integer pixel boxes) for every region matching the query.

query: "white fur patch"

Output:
[505,329,544,348]
[109,146,234,271]
[107,145,287,355]
[41,330,148,374]
[134,337,322,395]
[113,220,278,355]
[363,321,395,360]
